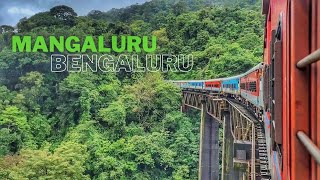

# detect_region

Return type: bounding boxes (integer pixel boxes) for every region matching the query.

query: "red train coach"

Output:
[240,63,263,109]
[262,0,320,179]
[205,80,221,91]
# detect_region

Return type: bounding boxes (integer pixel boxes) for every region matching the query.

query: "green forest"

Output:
[0,0,263,179]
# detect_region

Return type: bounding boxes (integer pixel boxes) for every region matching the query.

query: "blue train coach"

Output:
[221,75,241,95]
[187,81,204,89]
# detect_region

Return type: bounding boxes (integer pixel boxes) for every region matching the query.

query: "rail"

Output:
[297,48,320,68]
[297,131,320,164]
[226,99,254,123]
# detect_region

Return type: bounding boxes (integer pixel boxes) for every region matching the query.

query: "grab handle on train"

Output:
[297,131,320,164]
[297,49,320,68]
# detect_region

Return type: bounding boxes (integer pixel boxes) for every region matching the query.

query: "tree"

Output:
[152,28,169,48]
[50,5,77,25]
[0,106,31,155]
[6,142,89,179]
[28,115,50,147]
[18,72,48,112]
[98,101,126,127]
[17,12,62,32]
[98,100,126,139]
[0,86,14,111]
[0,25,14,34]
[0,128,19,156]
[122,72,181,127]
[130,20,151,36]
[88,10,104,19]
[172,1,188,15]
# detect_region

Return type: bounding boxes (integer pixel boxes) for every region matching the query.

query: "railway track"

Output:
[227,99,271,179]
[256,124,271,180]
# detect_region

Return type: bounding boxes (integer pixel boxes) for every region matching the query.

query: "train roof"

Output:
[204,78,224,82]
[220,74,243,81]
[170,80,204,83]
[241,62,264,76]
[170,62,264,83]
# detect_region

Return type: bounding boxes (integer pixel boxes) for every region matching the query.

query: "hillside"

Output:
[0,0,263,179]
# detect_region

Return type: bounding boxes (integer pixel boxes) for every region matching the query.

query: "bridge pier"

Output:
[199,104,220,180]
[181,103,189,113]
[222,111,235,180]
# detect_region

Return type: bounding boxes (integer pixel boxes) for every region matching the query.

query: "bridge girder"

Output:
[182,90,254,142]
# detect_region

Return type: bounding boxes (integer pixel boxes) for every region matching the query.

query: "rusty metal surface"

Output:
[290,0,311,179]
[182,90,225,122]
[262,0,270,15]
[274,40,283,145]
[310,0,320,179]
[181,89,270,179]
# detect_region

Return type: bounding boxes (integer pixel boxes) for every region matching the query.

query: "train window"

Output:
[249,81,257,92]
[240,83,245,89]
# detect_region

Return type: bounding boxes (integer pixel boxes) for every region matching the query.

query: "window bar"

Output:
[296,49,320,68]
[297,131,320,164]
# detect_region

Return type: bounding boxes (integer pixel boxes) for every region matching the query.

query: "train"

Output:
[172,62,265,118]
[173,0,320,180]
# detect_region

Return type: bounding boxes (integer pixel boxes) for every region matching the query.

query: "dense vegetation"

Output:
[0,0,263,179]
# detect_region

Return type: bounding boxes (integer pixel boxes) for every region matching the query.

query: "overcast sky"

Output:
[0,0,149,26]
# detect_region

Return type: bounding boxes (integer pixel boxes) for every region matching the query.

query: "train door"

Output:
[259,76,263,109]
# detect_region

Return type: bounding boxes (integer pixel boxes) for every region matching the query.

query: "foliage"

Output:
[0,142,89,179]
[0,0,263,179]
[0,106,31,155]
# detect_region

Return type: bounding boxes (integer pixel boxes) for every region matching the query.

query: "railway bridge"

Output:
[180,89,270,180]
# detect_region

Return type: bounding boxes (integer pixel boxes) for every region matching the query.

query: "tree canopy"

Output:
[0,0,263,179]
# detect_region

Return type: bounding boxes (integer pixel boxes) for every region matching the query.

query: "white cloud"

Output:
[7,7,36,16]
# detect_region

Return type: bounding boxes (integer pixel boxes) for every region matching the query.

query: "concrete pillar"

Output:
[199,104,220,180]
[222,111,235,180]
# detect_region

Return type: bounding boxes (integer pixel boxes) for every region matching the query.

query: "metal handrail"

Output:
[226,99,254,123]
[297,49,320,68]
[297,131,320,164]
